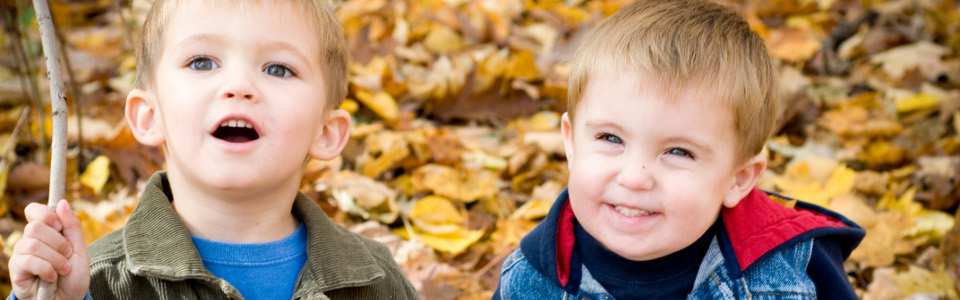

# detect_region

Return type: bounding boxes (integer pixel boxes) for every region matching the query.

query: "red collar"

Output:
[720,188,846,270]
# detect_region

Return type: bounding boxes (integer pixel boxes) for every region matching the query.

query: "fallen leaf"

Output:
[870,41,949,80]
[80,155,111,195]
[896,93,941,114]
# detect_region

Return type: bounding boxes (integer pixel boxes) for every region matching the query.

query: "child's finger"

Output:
[56,201,88,258]
[23,220,73,257]
[13,237,72,275]
[10,254,59,283]
[24,202,63,232]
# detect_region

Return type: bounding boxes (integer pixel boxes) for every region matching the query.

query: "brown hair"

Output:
[567,0,778,161]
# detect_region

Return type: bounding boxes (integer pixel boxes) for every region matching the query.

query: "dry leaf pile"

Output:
[1,0,959,298]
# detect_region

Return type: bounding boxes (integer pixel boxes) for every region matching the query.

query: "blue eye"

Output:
[264,63,295,78]
[187,56,217,71]
[665,147,695,159]
[596,133,623,145]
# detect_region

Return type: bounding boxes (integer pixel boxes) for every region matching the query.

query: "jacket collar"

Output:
[122,172,385,295]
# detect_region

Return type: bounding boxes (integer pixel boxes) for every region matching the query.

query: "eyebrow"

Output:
[173,33,228,49]
[257,40,313,67]
[584,120,625,133]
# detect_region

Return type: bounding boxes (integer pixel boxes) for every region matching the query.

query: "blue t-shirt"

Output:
[191,224,308,300]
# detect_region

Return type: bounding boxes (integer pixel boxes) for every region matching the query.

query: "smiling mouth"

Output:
[607,203,660,218]
[212,119,260,143]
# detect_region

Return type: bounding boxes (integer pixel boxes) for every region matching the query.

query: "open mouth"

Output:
[212,119,260,143]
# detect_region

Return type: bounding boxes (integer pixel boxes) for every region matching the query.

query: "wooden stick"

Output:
[31,0,69,298]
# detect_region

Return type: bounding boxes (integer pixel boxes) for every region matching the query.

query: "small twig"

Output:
[112,0,135,50]
[7,5,47,159]
[31,0,69,298]
[472,248,511,280]
[5,107,32,153]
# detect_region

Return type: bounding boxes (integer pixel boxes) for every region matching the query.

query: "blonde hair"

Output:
[567,0,778,161]
[135,0,347,106]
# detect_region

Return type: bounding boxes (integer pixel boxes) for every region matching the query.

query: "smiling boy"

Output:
[8,1,417,299]
[495,1,865,299]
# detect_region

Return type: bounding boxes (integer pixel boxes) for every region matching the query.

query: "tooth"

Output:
[614,205,652,217]
[232,120,240,127]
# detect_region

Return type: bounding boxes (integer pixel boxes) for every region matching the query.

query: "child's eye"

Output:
[264,63,296,78]
[665,147,695,159]
[187,56,218,71]
[596,132,623,145]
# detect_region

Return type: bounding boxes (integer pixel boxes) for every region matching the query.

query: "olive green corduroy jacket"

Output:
[86,172,419,299]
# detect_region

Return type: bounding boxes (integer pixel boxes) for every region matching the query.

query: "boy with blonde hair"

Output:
[496,0,864,299]
[9,1,418,299]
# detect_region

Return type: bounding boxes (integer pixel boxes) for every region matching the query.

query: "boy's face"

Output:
[561,70,762,261]
[126,1,348,195]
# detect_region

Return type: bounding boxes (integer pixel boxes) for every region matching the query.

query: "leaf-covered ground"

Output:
[1,0,959,298]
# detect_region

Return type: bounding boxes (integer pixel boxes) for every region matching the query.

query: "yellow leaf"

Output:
[410,195,464,226]
[354,90,399,122]
[864,266,958,300]
[423,24,463,54]
[357,131,410,178]
[490,219,537,253]
[323,171,399,224]
[76,210,113,245]
[771,157,844,206]
[895,93,940,113]
[462,150,507,171]
[399,226,485,255]
[823,165,855,198]
[511,181,562,220]
[860,141,904,168]
[3,231,21,257]
[765,26,821,62]
[511,199,552,220]
[870,41,949,79]
[475,48,509,92]
[412,164,499,202]
[340,99,359,114]
[953,112,960,134]
[80,155,111,194]
[506,50,540,80]
[850,212,912,268]
[907,210,954,239]
[878,188,923,216]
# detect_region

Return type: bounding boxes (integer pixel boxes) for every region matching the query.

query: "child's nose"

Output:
[616,163,655,191]
[221,88,256,101]
[219,75,259,102]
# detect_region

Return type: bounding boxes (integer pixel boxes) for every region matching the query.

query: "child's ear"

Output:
[722,149,768,208]
[561,112,574,159]
[309,109,352,161]
[125,89,165,146]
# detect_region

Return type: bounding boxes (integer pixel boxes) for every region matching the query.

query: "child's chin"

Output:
[609,244,666,261]
[202,174,269,191]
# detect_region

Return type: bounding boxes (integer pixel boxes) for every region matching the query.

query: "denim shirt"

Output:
[494,188,863,300]
[498,236,817,300]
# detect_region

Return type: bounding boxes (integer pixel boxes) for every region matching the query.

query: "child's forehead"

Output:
[583,69,728,110]
[576,71,737,137]
[158,1,322,61]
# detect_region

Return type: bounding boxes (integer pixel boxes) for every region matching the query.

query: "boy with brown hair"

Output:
[496,0,864,299]
[9,1,418,299]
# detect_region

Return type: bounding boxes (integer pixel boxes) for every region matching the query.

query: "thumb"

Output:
[56,201,87,256]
